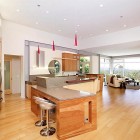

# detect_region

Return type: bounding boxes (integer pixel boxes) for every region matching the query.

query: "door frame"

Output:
[4,56,12,94]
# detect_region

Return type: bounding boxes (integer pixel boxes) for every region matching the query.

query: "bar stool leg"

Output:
[40,109,56,136]
[35,108,46,126]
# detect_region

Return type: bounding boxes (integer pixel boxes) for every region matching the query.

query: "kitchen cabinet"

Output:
[62,53,80,71]
[31,84,97,140]
[86,74,104,93]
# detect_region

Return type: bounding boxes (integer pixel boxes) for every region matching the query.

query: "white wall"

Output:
[30,46,62,75]
[90,55,99,74]
[1,20,75,99]
[29,45,77,76]
[0,18,1,39]
[2,20,74,55]
[12,57,21,94]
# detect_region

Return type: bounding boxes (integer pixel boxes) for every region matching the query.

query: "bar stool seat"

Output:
[33,96,49,126]
[39,101,56,136]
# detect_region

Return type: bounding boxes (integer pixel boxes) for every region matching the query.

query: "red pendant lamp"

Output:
[52,40,55,51]
[74,34,78,46]
[38,45,40,54]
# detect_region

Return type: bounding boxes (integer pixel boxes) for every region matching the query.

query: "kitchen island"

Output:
[31,77,97,140]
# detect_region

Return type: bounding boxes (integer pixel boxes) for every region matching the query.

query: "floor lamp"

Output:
[113,64,123,74]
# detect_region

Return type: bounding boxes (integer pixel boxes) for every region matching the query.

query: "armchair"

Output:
[106,75,125,88]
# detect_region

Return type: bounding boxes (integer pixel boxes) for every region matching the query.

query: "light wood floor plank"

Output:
[0,87,140,140]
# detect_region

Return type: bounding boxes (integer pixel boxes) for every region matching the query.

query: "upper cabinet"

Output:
[62,53,80,72]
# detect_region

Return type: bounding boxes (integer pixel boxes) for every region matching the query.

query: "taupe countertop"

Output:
[66,77,97,84]
[32,85,95,101]
[25,81,37,85]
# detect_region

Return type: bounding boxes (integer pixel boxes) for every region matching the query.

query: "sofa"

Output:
[106,74,125,88]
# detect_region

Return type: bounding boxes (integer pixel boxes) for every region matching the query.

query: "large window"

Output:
[113,59,124,76]
[100,57,110,75]
[113,58,140,81]
[124,58,140,80]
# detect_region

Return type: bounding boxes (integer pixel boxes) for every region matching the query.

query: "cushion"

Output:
[116,75,121,78]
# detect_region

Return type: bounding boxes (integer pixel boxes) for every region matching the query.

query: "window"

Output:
[113,57,140,81]
[100,57,110,75]
[80,56,90,74]
[113,63,124,76]
[124,58,140,80]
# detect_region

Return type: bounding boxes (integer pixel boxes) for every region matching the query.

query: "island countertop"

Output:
[31,79,97,140]
[66,77,97,84]
[32,85,95,101]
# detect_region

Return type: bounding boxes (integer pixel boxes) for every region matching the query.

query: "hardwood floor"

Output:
[0,87,140,140]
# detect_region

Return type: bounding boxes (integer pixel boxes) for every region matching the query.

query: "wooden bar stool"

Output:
[39,101,56,136]
[33,96,49,126]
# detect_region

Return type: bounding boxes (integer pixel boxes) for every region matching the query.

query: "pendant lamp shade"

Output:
[38,45,40,54]
[74,34,78,46]
[52,40,55,51]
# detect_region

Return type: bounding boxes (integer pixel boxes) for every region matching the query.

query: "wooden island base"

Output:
[31,86,97,140]
[57,97,97,140]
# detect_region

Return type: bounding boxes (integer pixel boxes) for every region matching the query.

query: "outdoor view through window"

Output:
[100,57,140,81]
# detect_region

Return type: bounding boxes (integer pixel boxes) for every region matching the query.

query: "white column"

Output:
[90,55,99,74]
[21,56,25,98]
[110,58,113,74]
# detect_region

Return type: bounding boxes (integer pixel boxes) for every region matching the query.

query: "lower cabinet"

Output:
[86,74,104,92]
[31,88,40,116]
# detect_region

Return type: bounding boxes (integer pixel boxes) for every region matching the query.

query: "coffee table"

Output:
[125,79,139,86]
[134,80,139,86]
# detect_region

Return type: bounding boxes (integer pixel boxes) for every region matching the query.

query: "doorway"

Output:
[4,60,12,94]
[4,55,21,95]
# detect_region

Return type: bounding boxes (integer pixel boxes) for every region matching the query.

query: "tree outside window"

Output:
[100,57,110,75]
[113,58,140,81]
[80,57,90,74]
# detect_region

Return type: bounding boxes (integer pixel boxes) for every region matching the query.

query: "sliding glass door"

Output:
[100,57,110,75]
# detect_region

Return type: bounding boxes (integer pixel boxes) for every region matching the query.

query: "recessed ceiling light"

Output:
[35,22,38,25]
[75,30,78,33]
[64,18,67,21]
[16,9,20,12]
[58,29,62,32]
[123,24,127,27]
[105,29,109,32]
[99,4,104,7]
[46,10,49,14]
[77,24,80,27]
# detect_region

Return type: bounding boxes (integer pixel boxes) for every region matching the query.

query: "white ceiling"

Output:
[0,0,140,56]
[83,40,140,56]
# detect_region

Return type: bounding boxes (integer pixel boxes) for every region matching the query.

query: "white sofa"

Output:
[106,75,125,88]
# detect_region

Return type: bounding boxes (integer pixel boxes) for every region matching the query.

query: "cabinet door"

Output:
[31,88,40,116]
[73,54,77,59]
[71,60,77,71]
[62,53,73,59]
[62,53,79,71]
[65,59,71,71]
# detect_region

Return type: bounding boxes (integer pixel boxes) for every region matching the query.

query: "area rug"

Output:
[126,84,140,90]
